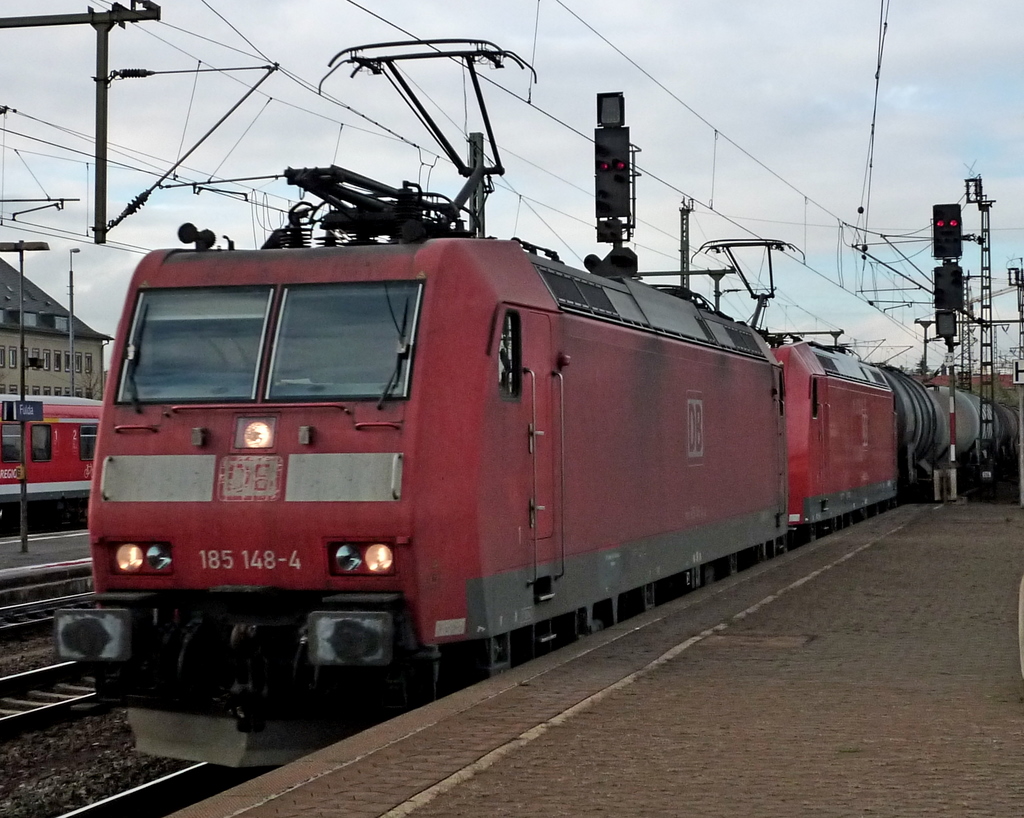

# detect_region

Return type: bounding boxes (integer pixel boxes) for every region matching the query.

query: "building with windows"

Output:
[0,258,109,399]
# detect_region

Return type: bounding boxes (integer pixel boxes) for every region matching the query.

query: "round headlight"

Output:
[243,420,274,448]
[115,543,145,572]
[335,544,362,572]
[146,543,172,571]
[365,544,394,573]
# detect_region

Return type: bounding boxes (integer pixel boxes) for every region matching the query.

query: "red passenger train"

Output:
[0,395,101,528]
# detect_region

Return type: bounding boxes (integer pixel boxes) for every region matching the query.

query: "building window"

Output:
[85,353,93,374]
[52,350,61,372]
[1,425,19,462]
[64,352,70,371]
[80,424,97,460]
[31,386,39,396]
[0,347,5,368]
[31,424,51,462]
[7,386,15,395]
[42,387,51,396]
[64,388,70,396]
[43,350,51,371]
[22,312,37,327]
[9,347,16,370]
[75,352,82,374]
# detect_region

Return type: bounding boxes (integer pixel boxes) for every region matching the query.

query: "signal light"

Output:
[594,125,631,221]
[934,262,964,311]
[932,204,963,259]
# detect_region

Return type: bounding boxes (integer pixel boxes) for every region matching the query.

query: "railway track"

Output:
[0,661,98,735]
[0,592,94,637]
[52,763,271,818]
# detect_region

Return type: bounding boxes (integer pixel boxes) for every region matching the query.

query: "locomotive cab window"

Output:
[117,286,272,404]
[268,281,423,401]
[31,424,51,462]
[497,310,521,398]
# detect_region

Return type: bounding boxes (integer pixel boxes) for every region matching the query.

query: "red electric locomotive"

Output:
[775,342,897,534]
[54,170,789,764]
[0,395,101,528]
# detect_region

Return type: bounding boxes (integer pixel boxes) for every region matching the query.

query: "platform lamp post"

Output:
[914,318,934,376]
[69,248,80,396]
[0,240,50,553]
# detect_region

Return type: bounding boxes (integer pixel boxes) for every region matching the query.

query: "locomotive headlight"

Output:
[365,543,394,573]
[145,543,172,571]
[115,543,145,572]
[334,544,362,572]
[235,416,276,449]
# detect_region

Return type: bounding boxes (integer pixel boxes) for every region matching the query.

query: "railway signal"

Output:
[595,92,632,243]
[932,203,963,259]
[595,127,630,217]
[933,262,964,311]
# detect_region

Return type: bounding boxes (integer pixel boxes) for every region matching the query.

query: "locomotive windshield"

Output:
[118,287,272,403]
[116,281,422,405]
[267,281,422,400]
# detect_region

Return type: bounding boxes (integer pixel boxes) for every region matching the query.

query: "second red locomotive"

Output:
[774,342,898,534]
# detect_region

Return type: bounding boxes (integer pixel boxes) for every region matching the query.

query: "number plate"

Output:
[199,549,302,570]
[218,455,282,501]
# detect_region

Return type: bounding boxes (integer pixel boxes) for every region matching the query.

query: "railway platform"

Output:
[0,530,91,603]
[0,530,90,572]
[158,501,1024,816]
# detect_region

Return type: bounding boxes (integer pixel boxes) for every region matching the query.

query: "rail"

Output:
[0,662,97,735]
[0,591,94,637]
[52,762,272,818]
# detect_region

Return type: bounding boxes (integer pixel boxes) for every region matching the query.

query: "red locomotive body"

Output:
[57,238,787,765]
[0,395,101,526]
[775,342,897,529]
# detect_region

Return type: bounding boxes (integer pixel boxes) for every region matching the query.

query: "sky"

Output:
[1,0,1022,372]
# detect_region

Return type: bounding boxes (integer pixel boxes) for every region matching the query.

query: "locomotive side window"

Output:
[268,281,423,401]
[498,310,521,398]
[117,287,272,404]
[31,424,51,462]
[1,425,19,462]
[80,424,97,461]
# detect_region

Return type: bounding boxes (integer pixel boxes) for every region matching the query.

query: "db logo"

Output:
[687,397,704,459]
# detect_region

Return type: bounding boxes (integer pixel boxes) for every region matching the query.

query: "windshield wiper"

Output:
[124,301,148,414]
[377,295,411,410]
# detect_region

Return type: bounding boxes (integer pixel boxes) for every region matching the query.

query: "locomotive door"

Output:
[520,310,557,600]
[813,375,827,496]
